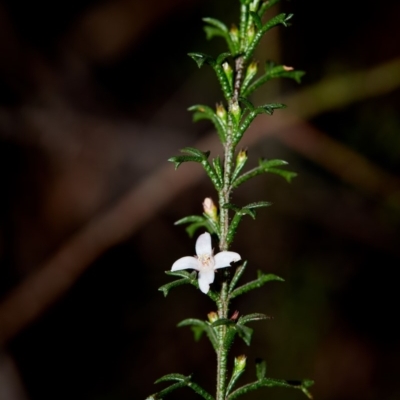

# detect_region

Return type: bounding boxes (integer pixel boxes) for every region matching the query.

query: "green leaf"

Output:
[228,377,313,400]
[155,373,188,383]
[212,318,236,328]
[174,215,205,225]
[188,52,215,68]
[147,381,186,399]
[222,203,240,212]
[244,13,294,63]
[158,278,191,297]
[230,272,284,299]
[243,201,272,210]
[178,318,218,351]
[238,96,255,111]
[165,270,196,279]
[191,325,205,341]
[203,17,228,32]
[232,159,296,187]
[255,359,267,380]
[235,324,253,346]
[180,147,210,159]
[243,61,305,97]
[216,52,231,65]
[258,0,280,18]
[260,102,287,115]
[168,155,203,169]
[266,168,297,183]
[188,104,226,142]
[229,261,248,292]
[154,374,215,400]
[238,313,270,325]
[250,11,262,29]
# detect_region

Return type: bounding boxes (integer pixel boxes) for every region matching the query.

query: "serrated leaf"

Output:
[255,359,267,380]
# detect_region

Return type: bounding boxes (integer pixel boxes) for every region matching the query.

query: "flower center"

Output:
[198,253,213,268]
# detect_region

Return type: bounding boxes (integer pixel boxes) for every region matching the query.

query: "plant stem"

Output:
[216,280,229,400]
[216,54,246,400]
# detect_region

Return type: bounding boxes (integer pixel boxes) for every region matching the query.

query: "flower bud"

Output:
[230,101,241,125]
[247,23,255,44]
[236,149,248,166]
[203,197,218,222]
[222,62,233,86]
[216,103,227,124]
[234,355,247,373]
[207,311,218,323]
[229,24,239,46]
[283,65,294,71]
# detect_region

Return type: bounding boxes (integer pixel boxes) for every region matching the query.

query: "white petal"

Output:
[195,232,212,256]
[171,256,200,271]
[214,251,241,269]
[198,270,215,294]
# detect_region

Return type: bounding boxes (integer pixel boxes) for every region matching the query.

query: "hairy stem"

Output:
[216,54,246,400]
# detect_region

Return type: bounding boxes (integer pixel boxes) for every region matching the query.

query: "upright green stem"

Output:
[216,55,246,400]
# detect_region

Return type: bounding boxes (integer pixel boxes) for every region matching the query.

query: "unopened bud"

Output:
[216,103,227,124]
[203,197,218,222]
[230,310,239,321]
[283,65,294,71]
[236,149,248,165]
[207,311,218,323]
[222,62,233,86]
[230,101,241,124]
[234,355,247,373]
[247,23,255,43]
[247,61,258,75]
[230,24,239,45]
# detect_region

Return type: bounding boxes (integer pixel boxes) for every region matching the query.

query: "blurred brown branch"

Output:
[1,58,400,346]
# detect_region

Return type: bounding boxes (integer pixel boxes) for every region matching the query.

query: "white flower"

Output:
[171,232,241,294]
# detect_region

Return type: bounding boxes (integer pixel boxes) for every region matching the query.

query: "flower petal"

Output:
[214,251,241,269]
[171,256,200,271]
[198,270,215,294]
[195,232,212,256]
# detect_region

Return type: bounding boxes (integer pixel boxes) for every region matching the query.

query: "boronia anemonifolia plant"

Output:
[146,1,313,399]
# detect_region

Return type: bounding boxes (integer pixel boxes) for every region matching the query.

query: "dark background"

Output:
[0,0,399,399]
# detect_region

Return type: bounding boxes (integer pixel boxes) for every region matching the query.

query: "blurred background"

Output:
[0,0,399,399]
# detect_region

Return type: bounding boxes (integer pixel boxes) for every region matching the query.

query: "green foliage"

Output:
[149,0,313,399]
